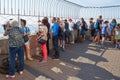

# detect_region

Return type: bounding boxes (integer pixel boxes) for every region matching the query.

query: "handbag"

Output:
[23,27,29,42]
[38,38,46,44]
[23,35,29,42]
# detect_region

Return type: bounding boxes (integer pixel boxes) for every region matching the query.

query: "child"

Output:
[101,21,109,48]
[114,24,120,49]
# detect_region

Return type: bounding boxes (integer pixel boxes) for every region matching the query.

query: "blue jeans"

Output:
[52,35,59,58]
[9,46,24,76]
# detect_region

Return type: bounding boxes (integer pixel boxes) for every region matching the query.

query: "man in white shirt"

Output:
[68,19,75,44]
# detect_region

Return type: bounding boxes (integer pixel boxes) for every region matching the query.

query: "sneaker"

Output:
[19,71,23,75]
[6,75,15,79]
[40,60,47,63]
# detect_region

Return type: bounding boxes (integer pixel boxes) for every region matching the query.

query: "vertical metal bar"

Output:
[34,0,35,16]
[20,0,21,15]
[50,0,55,18]
[64,1,67,19]
[43,0,47,17]
[11,0,13,14]
[58,1,61,18]
[56,0,59,17]
[38,0,40,20]
[18,0,20,25]
[26,0,28,16]
[65,1,68,19]
[39,0,41,17]
[31,0,33,16]
[41,0,44,17]
[49,0,53,18]
[118,6,120,19]
[0,0,1,14]
[59,1,63,18]
[7,0,9,14]
[15,0,16,14]
[43,0,45,16]
[24,0,25,15]
[45,0,47,16]
[29,0,31,15]
[117,7,119,18]
[47,0,50,17]
[4,0,5,14]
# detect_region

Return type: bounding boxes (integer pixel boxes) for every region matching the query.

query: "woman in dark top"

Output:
[89,20,95,42]
[80,18,87,40]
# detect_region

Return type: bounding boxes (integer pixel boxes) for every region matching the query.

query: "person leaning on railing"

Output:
[4,20,25,79]
[20,19,33,61]
[37,19,48,63]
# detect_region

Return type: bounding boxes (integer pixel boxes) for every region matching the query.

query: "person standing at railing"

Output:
[89,18,95,42]
[20,19,33,61]
[51,17,60,59]
[109,19,117,44]
[4,20,24,78]
[68,19,75,44]
[57,18,66,52]
[80,18,88,41]
[100,21,109,48]
[64,19,70,44]
[37,19,48,63]
[44,17,50,56]
[94,16,103,45]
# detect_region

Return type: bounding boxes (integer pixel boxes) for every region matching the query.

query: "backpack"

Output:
[83,22,88,31]
[94,21,99,29]
[73,23,78,30]
[76,21,81,29]
[64,22,69,30]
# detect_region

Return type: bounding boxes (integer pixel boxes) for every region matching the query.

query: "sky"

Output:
[67,0,120,7]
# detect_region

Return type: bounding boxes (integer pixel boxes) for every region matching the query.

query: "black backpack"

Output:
[73,23,78,30]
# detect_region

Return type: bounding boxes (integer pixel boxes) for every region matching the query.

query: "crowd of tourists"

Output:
[2,15,120,78]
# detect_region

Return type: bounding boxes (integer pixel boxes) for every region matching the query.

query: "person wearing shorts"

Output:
[101,21,109,47]
[68,19,75,44]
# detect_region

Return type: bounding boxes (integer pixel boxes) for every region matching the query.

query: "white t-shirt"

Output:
[115,28,120,36]
[69,22,74,31]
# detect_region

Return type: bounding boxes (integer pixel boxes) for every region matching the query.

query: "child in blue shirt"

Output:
[101,21,109,48]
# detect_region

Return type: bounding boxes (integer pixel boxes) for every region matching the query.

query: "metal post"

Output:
[26,0,28,16]
[8,0,9,14]
[38,0,40,20]
[34,0,35,16]
[49,0,54,18]
[41,0,44,17]
[0,0,1,14]
[18,0,20,25]
[29,0,31,16]
[4,0,5,14]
